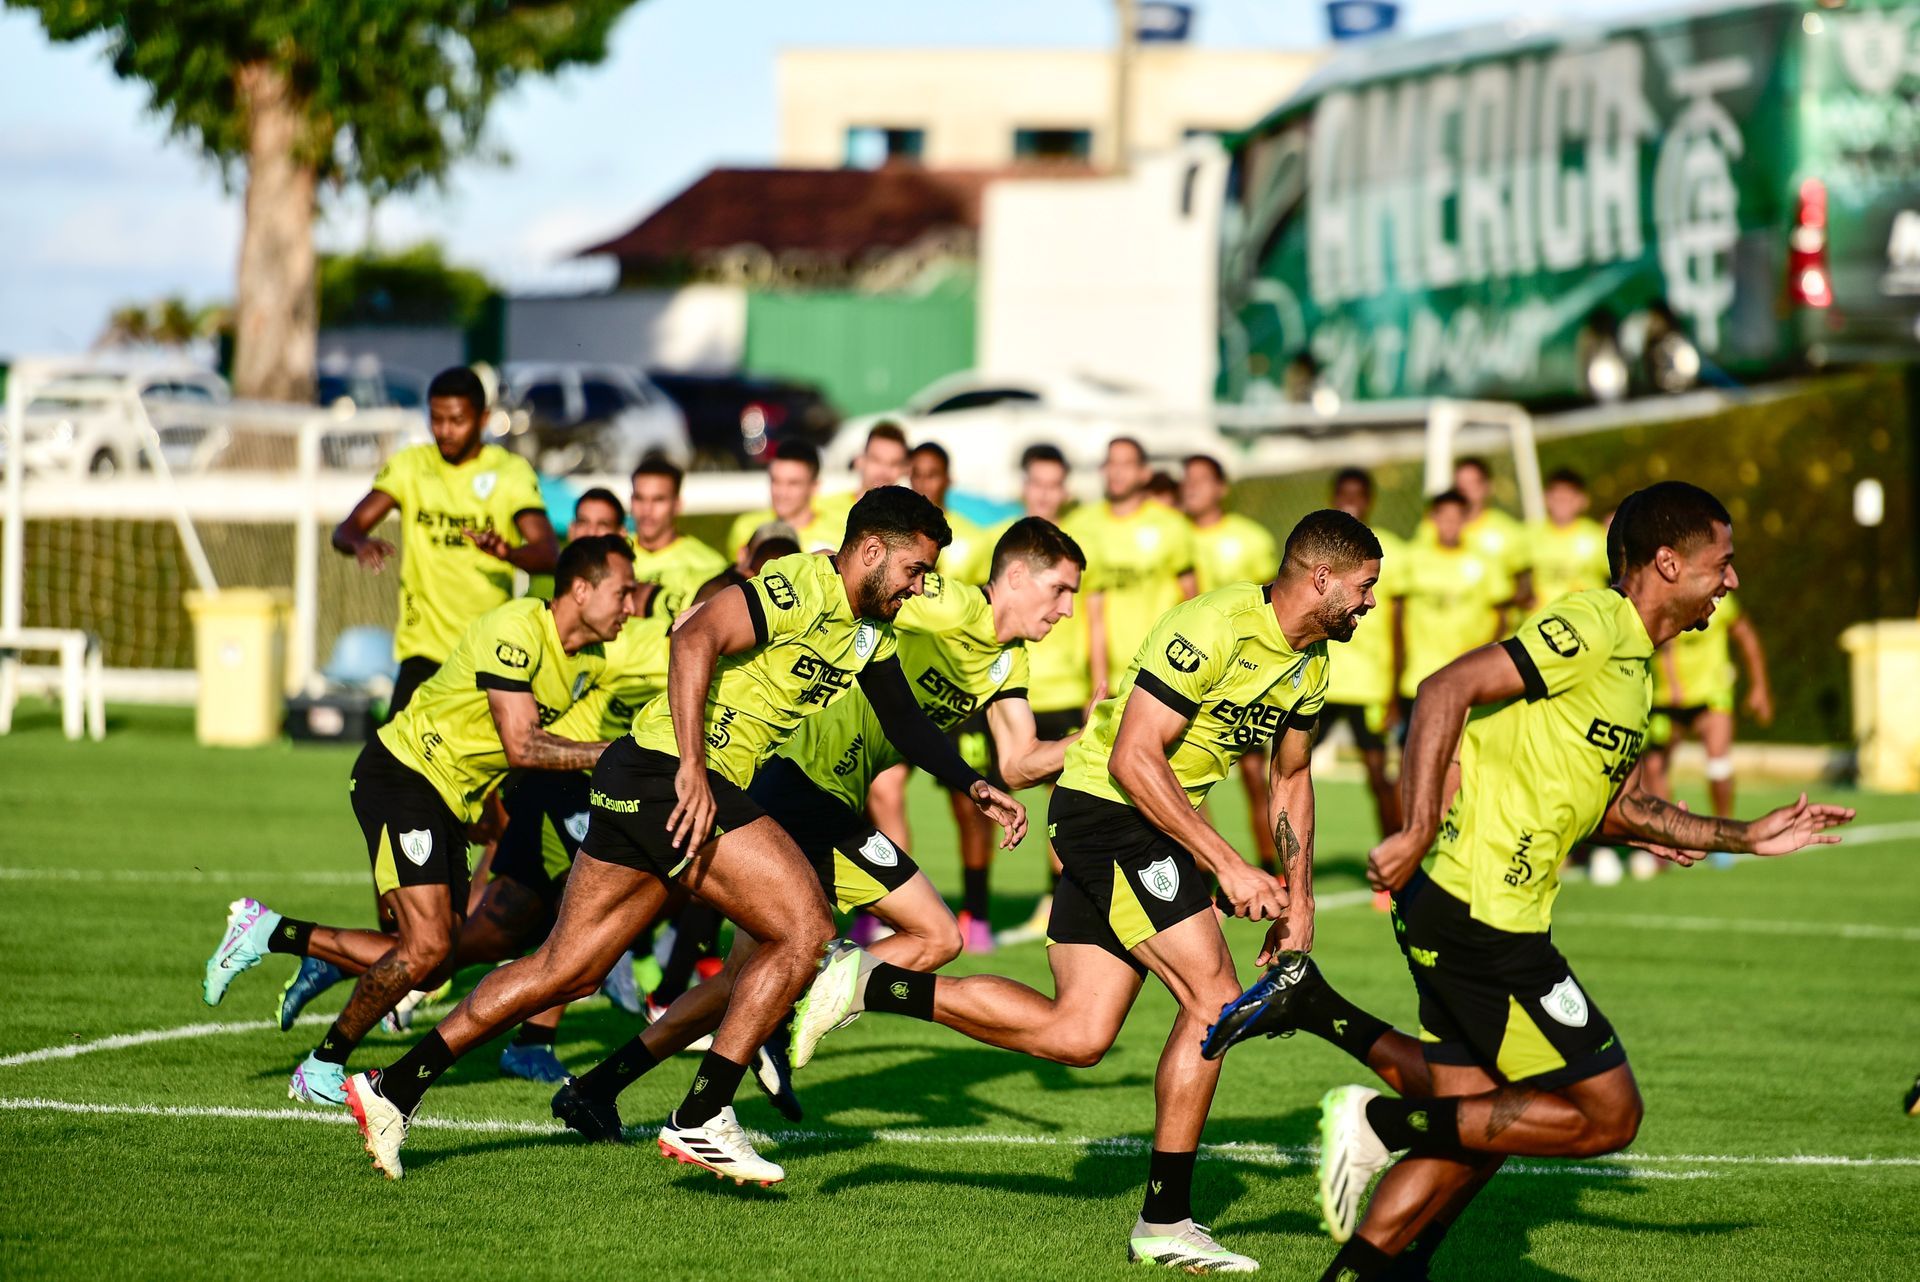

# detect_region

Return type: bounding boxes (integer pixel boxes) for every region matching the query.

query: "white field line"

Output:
[0,1015,329,1068]
[11,1095,1915,1178]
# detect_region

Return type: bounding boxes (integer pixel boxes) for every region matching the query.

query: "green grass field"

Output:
[3,704,1918,1280]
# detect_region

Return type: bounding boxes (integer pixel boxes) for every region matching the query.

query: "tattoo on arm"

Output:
[1484,1086,1539,1143]
[1616,786,1748,851]
[517,731,606,772]
[1274,809,1307,889]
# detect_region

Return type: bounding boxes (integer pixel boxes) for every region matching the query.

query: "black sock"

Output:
[1139,1149,1197,1224]
[656,904,722,1003]
[675,1050,747,1127]
[267,918,314,956]
[962,867,989,920]
[1365,1095,1460,1153]
[1384,1215,1454,1280]
[862,963,935,1020]
[313,1020,359,1065]
[378,1030,457,1115]
[1318,1237,1395,1281]
[1295,971,1393,1063]
[574,1037,660,1101]
[512,1024,557,1047]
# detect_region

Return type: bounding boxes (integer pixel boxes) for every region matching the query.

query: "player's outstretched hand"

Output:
[355,536,396,572]
[1219,861,1286,922]
[667,763,717,852]
[1627,799,1706,867]
[969,781,1027,848]
[1366,828,1429,892]
[1746,792,1854,856]
[463,527,514,561]
[1257,909,1313,963]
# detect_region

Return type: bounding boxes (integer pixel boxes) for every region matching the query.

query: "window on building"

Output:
[844,126,926,170]
[1013,128,1093,162]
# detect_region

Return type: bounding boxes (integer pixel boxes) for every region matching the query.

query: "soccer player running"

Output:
[725,438,846,562]
[1181,452,1282,874]
[793,509,1384,1273]
[201,535,636,1105]
[550,517,1085,1135]
[332,366,558,714]
[342,487,1024,1184]
[1204,482,1853,1281]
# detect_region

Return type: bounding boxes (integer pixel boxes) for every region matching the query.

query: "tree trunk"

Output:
[232,61,317,402]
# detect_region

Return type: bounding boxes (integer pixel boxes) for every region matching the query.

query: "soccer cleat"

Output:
[1316,1085,1392,1244]
[1127,1219,1259,1273]
[499,1041,570,1083]
[277,957,345,1031]
[957,910,995,955]
[202,897,281,1006]
[381,986,432,1035]
[1904,1074,1920,1118]
[345,1070,409,1180]
[657,1106,784,1186]
[1201,952,1317,1060]
[599,949,643,1016]
[789,943,862,1070]
[288,1052,348,1107]
[994,894,1053,947]
[551,1078,628,1144]
[752,1037,803,1122]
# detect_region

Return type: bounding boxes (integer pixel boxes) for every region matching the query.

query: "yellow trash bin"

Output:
[1840,620,1920,793]
[185,589,291,747]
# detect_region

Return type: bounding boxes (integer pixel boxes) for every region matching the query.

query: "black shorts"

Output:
[1319,701,1386,752]
[492,770,593,908]
[938,710,1005,793]
[579,738,765,881]
[388,656,440,717]
[349,737,469,903]
[1390,871,1626,1090]
[1032,708,1084,742]
[1045,787,1217,977]
[748,756,919,911]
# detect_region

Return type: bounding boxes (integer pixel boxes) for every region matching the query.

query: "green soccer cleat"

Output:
[789,942,862,1070]
[1317,1085,1392,1244]
[1127,1219,1259,1272]
[203,897,281,1007]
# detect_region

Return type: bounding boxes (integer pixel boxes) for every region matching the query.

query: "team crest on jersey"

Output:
[854,622,879,659]
[1165,634,1205,673]
[1137,526,1162,550]
[495,642,531,669]
[763,573,798,610]
[1138,857,1181,902]
[1540,976,1590,1028]
[989,650,1013,685]
[860,831,899,869]
[563,812,590,844]
[471,472,497,500]
[1537,616,1585,658]
[397,829,434,867]
[572,673,590,700]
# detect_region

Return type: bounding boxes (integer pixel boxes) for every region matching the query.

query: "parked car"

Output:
[495,363,691,475]
[316,355,426,412]
[10,361,230,477]
[647,371,841,470]
[822,371,1234,501]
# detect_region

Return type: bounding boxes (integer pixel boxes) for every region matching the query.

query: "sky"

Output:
[0,0,1680,356]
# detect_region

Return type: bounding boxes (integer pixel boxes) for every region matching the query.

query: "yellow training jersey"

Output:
[1061,582,1329,809]
[1418,506,1530,603]
[1190,512,1279,594]
[629,550,897,788]
[726,504,846,558]
[372,443,546,664]
[1654,592,1741,711]
[548,603,675,746]
[1327,528,1404,708]
[938,510,994,584]
[630,533,729,616]
[1527,517,1610,608]
[1428,589,1653,932]
[778,572,1028,808]
[1398,541,1504,698]
[1071,500,1195,676]
[378,598,605,822]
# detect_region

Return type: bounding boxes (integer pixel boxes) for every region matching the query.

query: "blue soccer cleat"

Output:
[289,1052,349,1106]
[1201,951,1318,1060]
[278,957,346,1031]
[203,897,281,1007]
[500,1041,570,1083]
[599,949,642,1016]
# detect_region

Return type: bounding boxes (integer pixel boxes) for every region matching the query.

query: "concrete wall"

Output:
[979,141,1229,410]
[778,46,1318,169]
[502,286,747,371]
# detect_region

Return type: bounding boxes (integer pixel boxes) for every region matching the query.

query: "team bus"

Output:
[1218,0,1920,405]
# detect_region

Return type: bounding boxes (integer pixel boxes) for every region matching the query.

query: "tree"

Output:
[94,296,227,350]
[11,1,639,400]
[319,242,495,330]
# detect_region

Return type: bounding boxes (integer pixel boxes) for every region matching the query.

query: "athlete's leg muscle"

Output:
[929,942,1142,1067]
[869,872,963,970]
[1356,1062,1506,1255]
[329,884,461,1041]
[458,875,550,965]
[640,932,757,1057]
[1131,912,1244,1151]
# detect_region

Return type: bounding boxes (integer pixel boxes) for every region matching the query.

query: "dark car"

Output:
[647,371,841,470]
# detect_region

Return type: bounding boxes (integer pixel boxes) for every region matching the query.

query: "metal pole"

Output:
[1112,0,1137,175]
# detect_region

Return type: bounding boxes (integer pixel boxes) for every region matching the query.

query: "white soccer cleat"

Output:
[1127,1218,1259,1272]
[657,1106,785,1186]
[1316,1085,1393,1244]
[788,943,862,1070]
[345,1070,409,1180]
[381,987,430,1035]
[1588,846,1624,887]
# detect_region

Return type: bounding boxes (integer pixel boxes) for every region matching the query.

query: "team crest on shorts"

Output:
[860,831,899,868]
[854,622,879,660]
[398,829,434,867]
[1138,857,1181,902]
[1540,976,1590,1028]
[563,812,590,844]
[471,472,497,500]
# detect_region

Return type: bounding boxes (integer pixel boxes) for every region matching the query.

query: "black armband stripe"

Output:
[1134,670,1199,720]
[985,686,1029,708]
[1501,636,1548,702]
[739,582,769,646]
[477,673,532,693]
[1287,709,1321,735]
